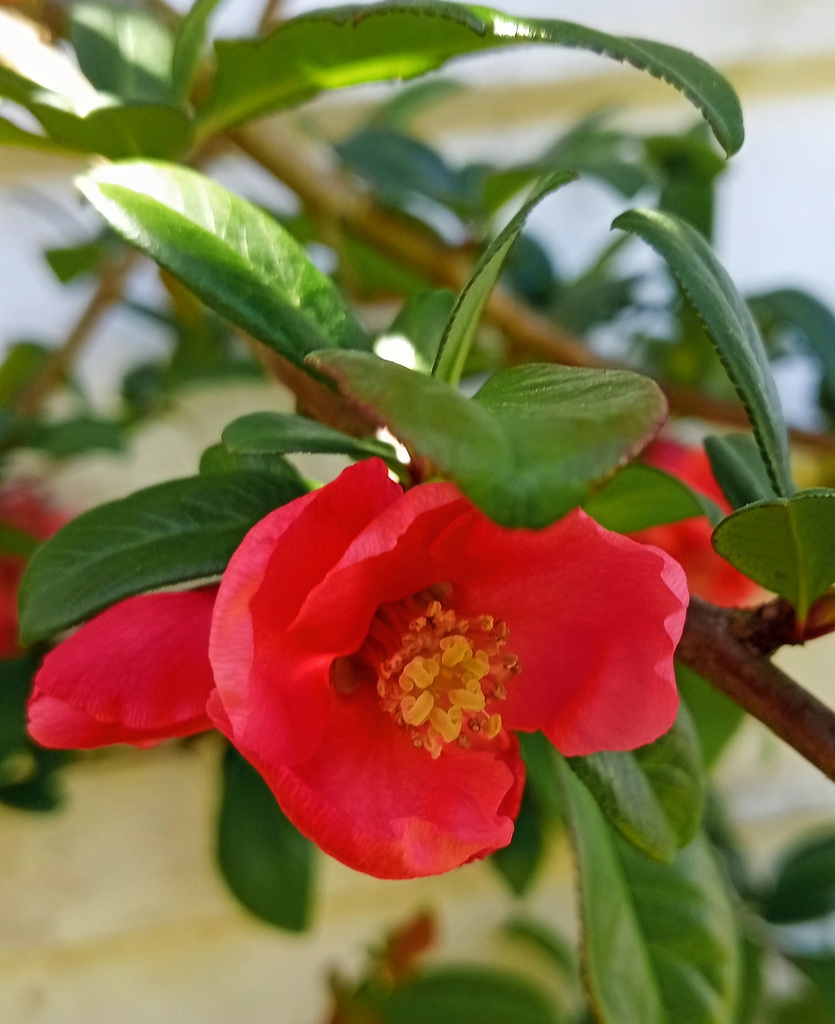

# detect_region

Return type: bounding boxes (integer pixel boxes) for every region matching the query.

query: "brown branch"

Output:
[16,251,137,416]
[231,124,835,454]
[678,597,835,781]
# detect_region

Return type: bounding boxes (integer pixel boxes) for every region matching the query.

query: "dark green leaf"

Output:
[0,748,67,812]
[217,746,315,931]
[336,126,460,213]
[748,287,835,406]
[379,965,562,1024]
[503,918,577,981]
[198,443,309,485]
[172,0,224,103]
[613,209,793,497]
[377,288,457,371]
[491,786,548,895]
[78,161,371,365]
[311,353,666,528]
[762,830,835,924]
[676,663,743,770]
[583,462,723,534]
[69,0,175,104]
[433,171,575,383]
[0,523,39,559]
[196,2,743,158]
[568,707,704,863]
[712,489,835,620]
[32,102,193,159]
[0,117,83,154]
[557,758,739,1024]
[0,654,38,765]
[21,417,126,458]
[19,471,306,644]
[645,132,726,240]
[222,411,396,463]
[788,958,835,1024]
[46,241,109,284]
[703,434,778,510]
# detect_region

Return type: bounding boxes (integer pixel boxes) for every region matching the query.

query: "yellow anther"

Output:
[399,656,440,691]
[401,690,434,726]
[440,635,472,667]
[449,686,486,712]
[479,615,494,631]
[483,714,503,739]
[430,705,462,742]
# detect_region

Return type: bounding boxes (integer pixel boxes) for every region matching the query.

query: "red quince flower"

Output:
[27,459,687,879]
[634,439,759,607]
[208,459,687,878]
[0,484,69,657]
[28,588,217,748]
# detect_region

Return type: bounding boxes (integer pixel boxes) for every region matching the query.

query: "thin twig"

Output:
[231,124,835,453]
[678,597,835,781]
[16,250,137,416]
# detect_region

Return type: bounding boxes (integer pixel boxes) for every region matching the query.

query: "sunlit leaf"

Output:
[196,2,744,159]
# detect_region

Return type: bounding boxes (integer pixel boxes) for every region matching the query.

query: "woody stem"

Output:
[677,597,835,781]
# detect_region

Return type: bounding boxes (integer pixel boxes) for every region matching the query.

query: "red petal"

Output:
[640,439,759,606]
[210,459,417,766]
[214,684,524,879]
[28,588,217,749]
[430,507,688,755]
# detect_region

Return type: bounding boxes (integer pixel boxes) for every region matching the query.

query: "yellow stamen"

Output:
[430,705,463,742]
[401,690,434,726]
[399,656,440,691]
[440,635,473,667]
[483,714,503,739]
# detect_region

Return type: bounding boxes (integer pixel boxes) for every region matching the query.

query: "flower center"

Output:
[333,591,520,758]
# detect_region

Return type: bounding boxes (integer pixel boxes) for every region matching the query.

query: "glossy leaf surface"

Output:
[712,489,835,620]
[217,747,315,931]
[196,2,744,158]
[19,472,306,644]
[79,162,371,364]
[311,352,666,527]
[613,209,793,497]
[172,0,224,103]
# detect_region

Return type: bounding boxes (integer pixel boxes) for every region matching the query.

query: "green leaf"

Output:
[676,663,743,770]
[0,522,39,559]
[376,288,457,371]
[703,434,777,510]
[311,353,667,528]
[78,161,371,366]
[0,342,50,406]
[433,170,575,384]
[583,462,723,534]
[217,746,315,931]
[503,917,577,982]
[21,417,126,458]
[69,0,175,104]
[378,966,562,1024]
[172,0,224,104]
[557,758,739,1024]
[613,209,793,498]
[0,116,84,154]
[712,489,835,620]
[568,708,704,863]
[369,78,462,129]
[491,786,548,895]
[32,102,194,159]
[196,2,744,158]
[748,287,835,406]
[221,411,396,463]
[762,830,835,925]
[198,443,309,485]
[18,471,306,644]
[45,241,109,284]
